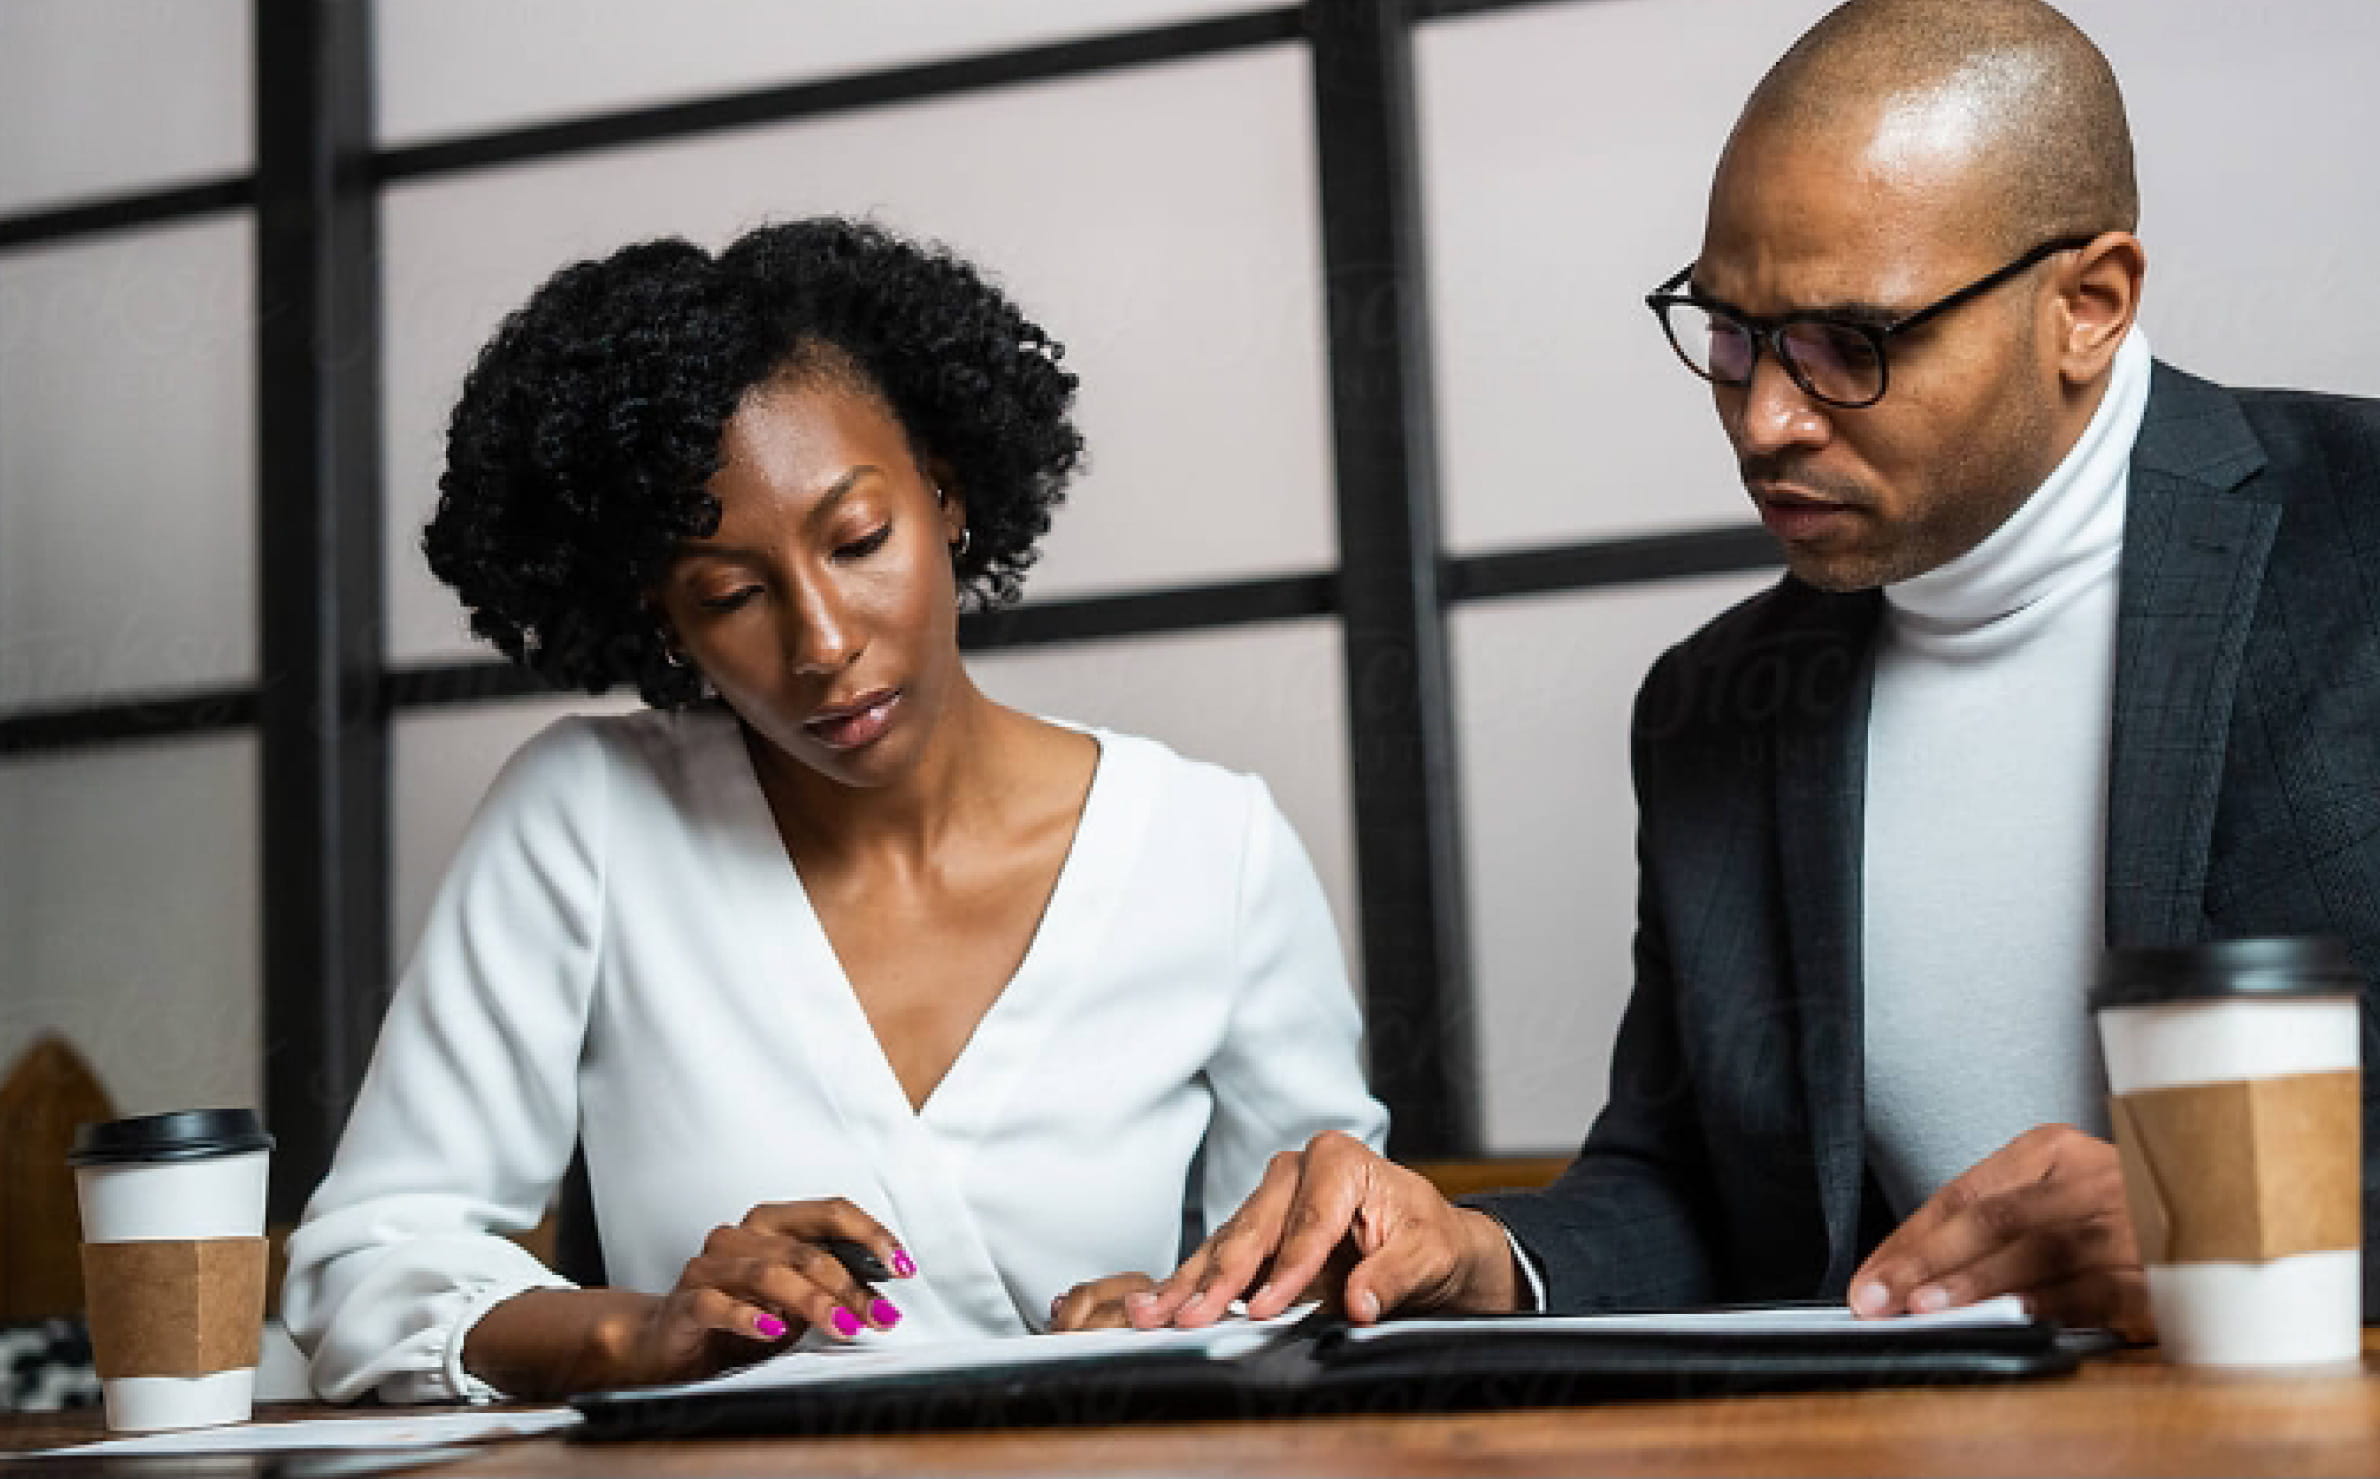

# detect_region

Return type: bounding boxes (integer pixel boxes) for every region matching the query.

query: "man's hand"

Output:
[1047,1273,1156,1332]
[1126,1131,1526,1329]
[1850,1123,2151,1338]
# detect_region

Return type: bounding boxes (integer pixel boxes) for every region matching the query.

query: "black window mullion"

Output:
[254,0,387,1224]
[1309,0,1478,1158]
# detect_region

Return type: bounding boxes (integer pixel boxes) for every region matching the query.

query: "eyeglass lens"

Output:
[1671,307,1885,406]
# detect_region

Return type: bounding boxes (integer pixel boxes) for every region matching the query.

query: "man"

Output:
[1132,0,2380,1336]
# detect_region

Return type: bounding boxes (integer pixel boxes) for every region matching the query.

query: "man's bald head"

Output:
[1726,0,2136,252]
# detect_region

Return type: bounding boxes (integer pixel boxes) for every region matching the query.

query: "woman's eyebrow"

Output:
[802,465,881,526]
[678,466,885,558]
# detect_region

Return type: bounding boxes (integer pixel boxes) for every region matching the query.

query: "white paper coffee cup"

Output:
[2092,938,2362,1369]
[70,1109,275,1431]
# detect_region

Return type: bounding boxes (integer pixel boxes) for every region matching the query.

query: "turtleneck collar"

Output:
[1886,330,2151,636]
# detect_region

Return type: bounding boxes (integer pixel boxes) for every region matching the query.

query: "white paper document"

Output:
[1338,1293,2034,1344]
[34,1406,582,1458]
[607,1305,1316,1404]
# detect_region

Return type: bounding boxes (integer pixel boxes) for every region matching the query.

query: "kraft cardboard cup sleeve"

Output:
[2092,937,2362,1369]
[69,1109,275,1431]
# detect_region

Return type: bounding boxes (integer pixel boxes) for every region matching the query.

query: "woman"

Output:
[281,219,1386,1403]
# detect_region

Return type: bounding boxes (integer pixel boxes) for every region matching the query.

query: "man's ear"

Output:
[2056,231,2145,389]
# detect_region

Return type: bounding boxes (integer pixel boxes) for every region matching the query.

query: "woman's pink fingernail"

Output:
[871,1299,902,1328]
[831,1308,862,1338]
[891,1250,918,1279]
[753,1313,787,1340]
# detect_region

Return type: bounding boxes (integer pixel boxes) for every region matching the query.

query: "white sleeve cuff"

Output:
[1500,1224,1548,1313]
[439,1274,577,1403]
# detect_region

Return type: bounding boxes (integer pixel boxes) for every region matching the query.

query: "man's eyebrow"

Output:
[1688,280,1903,329]
[1812,302,1903,329]
[677,466,880,558]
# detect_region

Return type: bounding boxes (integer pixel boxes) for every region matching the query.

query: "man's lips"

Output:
[803,687,902,750]
[1749,482,1864,541]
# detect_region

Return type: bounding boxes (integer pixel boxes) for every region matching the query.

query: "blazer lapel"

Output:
[1773,584,1884,1291]
[2105,364,2277,947]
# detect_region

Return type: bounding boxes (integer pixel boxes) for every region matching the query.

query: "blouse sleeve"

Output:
[280,719,611,1403]
[1198,778,1391,1228]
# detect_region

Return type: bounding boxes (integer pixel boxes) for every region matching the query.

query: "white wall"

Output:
[0,217,258,710]
[0,0,255,1119]
[374,0,1271,147]
[0,0,250,214]
[0,736,262,1115]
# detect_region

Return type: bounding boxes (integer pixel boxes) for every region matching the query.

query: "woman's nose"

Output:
[782,576,861,675]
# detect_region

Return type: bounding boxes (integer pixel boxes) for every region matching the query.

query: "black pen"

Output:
[823,1237,892,1285]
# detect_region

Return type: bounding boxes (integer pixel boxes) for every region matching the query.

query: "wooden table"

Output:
[7,1335,2376,1476]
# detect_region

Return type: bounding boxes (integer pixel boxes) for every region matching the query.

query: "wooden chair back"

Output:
[0,1036,115,1320]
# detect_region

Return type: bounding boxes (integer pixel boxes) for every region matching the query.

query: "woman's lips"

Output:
[803,688,901,751]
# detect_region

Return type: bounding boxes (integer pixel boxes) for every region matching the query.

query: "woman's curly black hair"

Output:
[423,217,1083,708]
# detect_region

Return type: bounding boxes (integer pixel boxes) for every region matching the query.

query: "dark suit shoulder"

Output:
[2230,382,2380,523]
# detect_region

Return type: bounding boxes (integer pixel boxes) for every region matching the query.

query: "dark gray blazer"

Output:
[1475,363,2380,1318]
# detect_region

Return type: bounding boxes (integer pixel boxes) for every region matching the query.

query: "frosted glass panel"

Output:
[0,735,261,1117]
[391,693,644,969]
[383,47,1332,661]
[1453,571,1778,1154]
[378,0,1268,146]
[973,620,1359,977]
[0,217,257,709]
[1420,0,1813,555]
[2061,0,2380,397]
[0,0,250,214]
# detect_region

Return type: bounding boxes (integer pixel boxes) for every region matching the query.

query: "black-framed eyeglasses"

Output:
[1643,234,2100,409]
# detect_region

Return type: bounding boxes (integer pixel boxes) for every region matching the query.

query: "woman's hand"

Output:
[1046,1273,1155,1332]
[465,1198,916,1397]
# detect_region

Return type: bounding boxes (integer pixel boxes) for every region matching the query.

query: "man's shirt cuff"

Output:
[1497,1220,1547,1312]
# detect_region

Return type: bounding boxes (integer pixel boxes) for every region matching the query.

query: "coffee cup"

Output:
[2092,936,2362,1368]
[69,1109,275,1431]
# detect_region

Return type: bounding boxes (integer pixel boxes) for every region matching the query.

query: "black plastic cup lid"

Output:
[68,1109,274,1168]
[2091,935,2363,1011]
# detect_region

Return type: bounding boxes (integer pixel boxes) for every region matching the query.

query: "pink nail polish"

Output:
[891,1250,918,1279]
[871,1299,902,1328]
[831,1308,862,1338]
[753,1313,787,1340]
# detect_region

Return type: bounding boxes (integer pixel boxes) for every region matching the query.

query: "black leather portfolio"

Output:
[571,1303,2098,1441]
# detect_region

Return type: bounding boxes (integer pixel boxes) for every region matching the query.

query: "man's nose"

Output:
[1730,351,1832,457]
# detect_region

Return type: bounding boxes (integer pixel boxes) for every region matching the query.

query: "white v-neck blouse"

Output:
[282,708,1387,1403]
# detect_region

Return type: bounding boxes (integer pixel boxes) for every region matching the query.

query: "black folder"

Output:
[572,1305,2099,1441]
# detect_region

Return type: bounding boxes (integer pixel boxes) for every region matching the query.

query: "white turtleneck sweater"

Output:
[1861,330,2152,1217]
